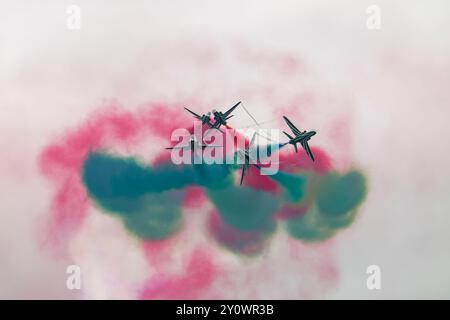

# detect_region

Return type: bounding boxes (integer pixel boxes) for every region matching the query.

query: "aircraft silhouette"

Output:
[184,108,215,128]
[282,116,316,162]
[236,132,261,185]
[212,101,241,129]
[165,135,221,152]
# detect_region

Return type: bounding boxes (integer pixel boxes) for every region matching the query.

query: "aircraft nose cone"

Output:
[311,131,317,136]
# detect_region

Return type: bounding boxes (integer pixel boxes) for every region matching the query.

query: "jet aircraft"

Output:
[236,132,261,185]
[282,116,316,162]
[211,101,241,129]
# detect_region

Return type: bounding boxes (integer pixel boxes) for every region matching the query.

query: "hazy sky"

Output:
[1,0,449,299]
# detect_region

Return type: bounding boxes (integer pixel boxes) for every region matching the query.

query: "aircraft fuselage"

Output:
[289,131,316,144]
[213,112,227,127]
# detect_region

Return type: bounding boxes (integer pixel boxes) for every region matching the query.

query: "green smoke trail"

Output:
[83,152,193,239]
[284,170,367,241]
[82,151,367,250]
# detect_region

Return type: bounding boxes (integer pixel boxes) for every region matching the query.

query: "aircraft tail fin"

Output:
[283,131,294,140]
[184,107,202,120]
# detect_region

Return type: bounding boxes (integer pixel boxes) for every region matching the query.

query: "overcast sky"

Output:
[1,0,449,299]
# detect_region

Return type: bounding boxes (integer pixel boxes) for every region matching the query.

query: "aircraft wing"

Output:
[249,132,257,147]
[301,140,314,162]
[236,149,250,168]
[201,144,222,148]
[283,116,302,136]
[223,101,241,118]
[236,149,246,161]
[283,131,294,140]
[165,146,188,150]
[240,165,247,185]
[252,164,262,171]
[184,107,203,120]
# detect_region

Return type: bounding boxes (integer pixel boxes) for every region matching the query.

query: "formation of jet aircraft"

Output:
[167,102,317,184]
